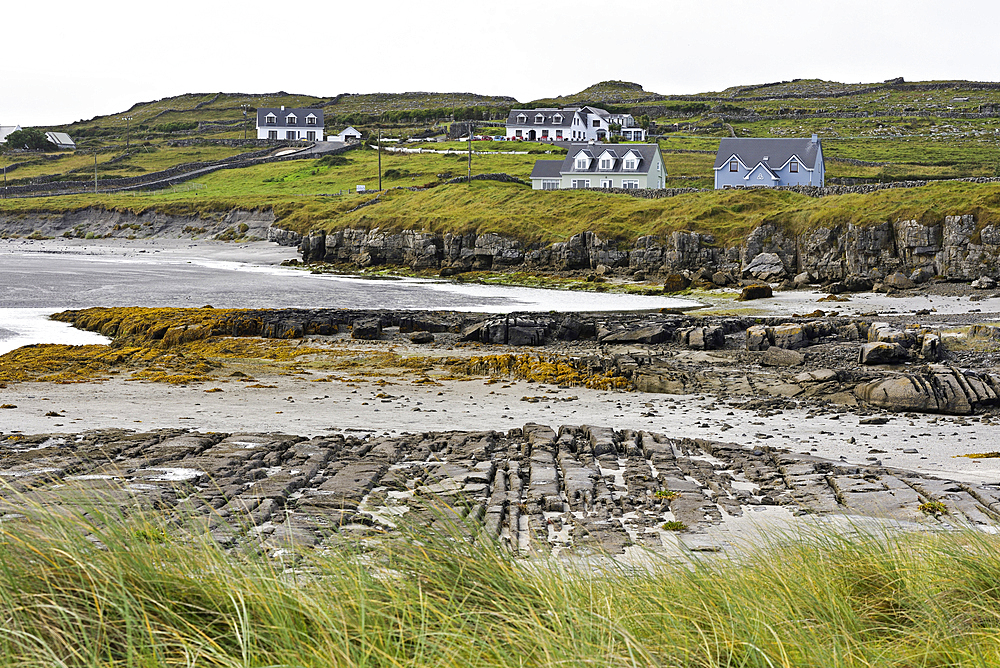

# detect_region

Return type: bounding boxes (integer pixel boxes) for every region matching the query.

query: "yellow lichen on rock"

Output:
[451,353,630,390]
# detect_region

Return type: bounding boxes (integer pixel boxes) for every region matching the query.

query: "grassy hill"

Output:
[5,78,1000,247]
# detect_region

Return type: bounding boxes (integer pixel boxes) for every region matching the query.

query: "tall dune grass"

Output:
[0,493,999,667]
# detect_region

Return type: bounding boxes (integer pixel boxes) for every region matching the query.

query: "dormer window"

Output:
[789,160,799,173]
[729,159,738,172]
[574,154,590,170]
[534,113,544,124]
[286,114,297,125]
[265,114,276,125]
[600,158,612,170]
[553,114,563,124]
[306,114,317,126]
[516,114,527,124]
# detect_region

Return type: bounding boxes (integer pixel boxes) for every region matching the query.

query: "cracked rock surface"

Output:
[2,425,997,556]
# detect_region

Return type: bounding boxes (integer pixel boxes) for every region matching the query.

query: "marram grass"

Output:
[0,490,999,666]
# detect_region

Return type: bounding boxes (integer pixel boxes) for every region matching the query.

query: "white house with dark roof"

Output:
[530,143,665,190]
[256,106,324,141]
[714,135,824,189]
[507,106,646,142]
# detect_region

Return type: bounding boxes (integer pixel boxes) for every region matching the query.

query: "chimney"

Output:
[812,133,818,143]
[281,105,285,111]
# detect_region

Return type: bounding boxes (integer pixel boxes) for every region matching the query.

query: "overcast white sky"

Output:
[4,0,999,127]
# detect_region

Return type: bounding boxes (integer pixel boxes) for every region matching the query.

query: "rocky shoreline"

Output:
[3,425,997,557]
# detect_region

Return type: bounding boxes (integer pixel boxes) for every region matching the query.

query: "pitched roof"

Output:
[507,108,575,126]
[714,137,821,170]
[45,132,75,149]
[0,125,22,142]
[561,143,661,175]
[256,107,324,128]
[530,160,564,179]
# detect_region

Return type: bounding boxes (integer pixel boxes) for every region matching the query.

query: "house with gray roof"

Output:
[45,132,76,150]
[714,135,824,189]
[530,143,665,190]
[256,106,324,141]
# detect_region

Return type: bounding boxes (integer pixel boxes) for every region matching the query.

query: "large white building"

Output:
[506,106,645,142]
[256,106,324,141]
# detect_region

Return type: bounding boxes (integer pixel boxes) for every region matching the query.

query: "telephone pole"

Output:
[240,104,251,140]
[378,128,382,191]
[94,150,98,193]
[122,116,133,151]
[467,121,473,184]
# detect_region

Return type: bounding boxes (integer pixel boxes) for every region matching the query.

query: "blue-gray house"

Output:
[713,135,824,189]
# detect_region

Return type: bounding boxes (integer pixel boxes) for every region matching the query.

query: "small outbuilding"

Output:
[330,126,362,143]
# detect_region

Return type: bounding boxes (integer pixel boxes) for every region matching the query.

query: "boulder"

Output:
[858,342,909,365]
[843,276,874,292]
[686,326,725,350]
[712,271,733,286]
[745,325,772,351]
[743,252,786,281]
[738,284,773,301]
[772,324,807,350]
[663,273,691,293]
[351,319,383,340]
[920,333,941,362]
[761,346,804,366]
[855,366,1000,415]
[883,272,915,290]
[972,276,997,290]
[409,332,435,344]
[909,267,935,284]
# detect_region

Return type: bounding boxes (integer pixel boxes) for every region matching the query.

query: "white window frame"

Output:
[624,159,637,170]
[571,179,590,189]
[600,158,612,170]
[575,157,589,170]
[622,180,639,189]
[541,180,560,190]
[306,115,317,126]
[286,115,297,125]
[553,114,563,124]
[534,113,544,124]
[517,114,527,124]
[265,114,276,125]
[268,130,277,140]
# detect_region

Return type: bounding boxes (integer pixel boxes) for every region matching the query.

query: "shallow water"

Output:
[0,240,700,350]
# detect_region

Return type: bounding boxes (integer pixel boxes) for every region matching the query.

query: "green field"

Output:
[6,78,1000,246]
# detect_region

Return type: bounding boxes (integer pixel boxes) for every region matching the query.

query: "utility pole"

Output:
[240,104,250,140]
[94,150,98,193]
[378,128,382,191]
[122,116,133,151]
[467,121,473,184]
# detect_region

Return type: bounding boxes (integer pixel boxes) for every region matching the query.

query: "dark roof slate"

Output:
[714,137,821,170]
[257,108,324,128]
